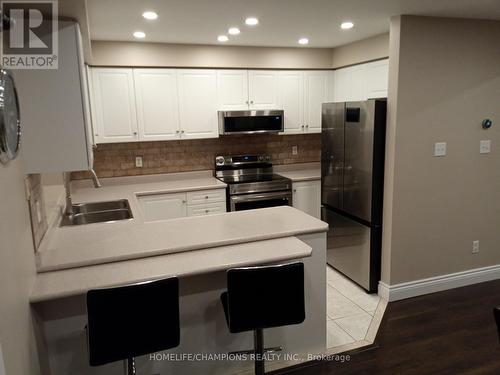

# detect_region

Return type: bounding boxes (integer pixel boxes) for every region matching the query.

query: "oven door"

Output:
[230,191,293,211]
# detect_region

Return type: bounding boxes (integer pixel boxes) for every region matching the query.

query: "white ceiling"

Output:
[87,0,500,48]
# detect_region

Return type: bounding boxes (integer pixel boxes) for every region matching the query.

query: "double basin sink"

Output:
[61,199,133,226]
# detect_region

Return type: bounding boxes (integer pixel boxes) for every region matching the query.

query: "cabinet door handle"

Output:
[250,100,254,104]
[133,131,137,135]
[305,124,309,128]
[301,125,304,129]
[293,189,297,193]
[205,195,209,199]
[176,130,180,134]
[205,209,209,213]
[182,200,186,204]
[181,130,185,134]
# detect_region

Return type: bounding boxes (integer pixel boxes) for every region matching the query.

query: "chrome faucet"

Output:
[89,168,102,188]
[64,172,73,216]
[64,169,102,216]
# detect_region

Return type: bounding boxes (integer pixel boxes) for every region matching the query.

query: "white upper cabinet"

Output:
[133,69,180,141]
[333,68,352,102]
[177,69,219,139]
[14,21,94,173]
[89,62,388,144]
[248,70,280,109]
[278,71,304,134]
[364,60,389,99]
[216,70,249,110]
[326,71,336,102]
[279,71,328,134]
[350,65,367,101]
[91,68,139,143]
[304,71,328,133]
[334,59,389,103]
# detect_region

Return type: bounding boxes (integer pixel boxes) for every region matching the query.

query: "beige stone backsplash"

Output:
[73,134,320,180]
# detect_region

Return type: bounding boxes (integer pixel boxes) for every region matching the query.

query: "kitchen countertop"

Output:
[31,236,312,302]
[275,163,321,182]
[36,170,327,273]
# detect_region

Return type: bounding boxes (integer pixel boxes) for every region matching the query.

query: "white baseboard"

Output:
[378,264,500,302]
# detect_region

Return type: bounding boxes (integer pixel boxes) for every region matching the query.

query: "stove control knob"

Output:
[215,156,225,166]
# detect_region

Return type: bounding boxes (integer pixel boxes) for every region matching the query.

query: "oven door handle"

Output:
[230,191,292,202]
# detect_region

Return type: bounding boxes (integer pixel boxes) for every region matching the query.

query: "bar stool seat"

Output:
[220,262,305,375]
[86,277,180,374]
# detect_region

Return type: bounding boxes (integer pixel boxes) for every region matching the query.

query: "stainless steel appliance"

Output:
[321,99,387,293]
[215,154,292,211]
[218,110,284,135]
[0,69,21,164]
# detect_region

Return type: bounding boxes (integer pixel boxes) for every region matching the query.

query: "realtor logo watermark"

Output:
[1,1,58,69]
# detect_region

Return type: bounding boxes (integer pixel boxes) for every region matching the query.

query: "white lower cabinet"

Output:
[138,189,226,222]
[292,180,321,219]
[138,193,187,222]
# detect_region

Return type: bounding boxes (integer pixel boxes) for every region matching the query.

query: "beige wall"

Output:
[91,34,389,69]
[91,41,334,69]
[0,159,40,374]
[331,33,389,68]
[382,16,500,285]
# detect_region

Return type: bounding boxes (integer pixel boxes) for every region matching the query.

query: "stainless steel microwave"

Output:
[218,110,284,135]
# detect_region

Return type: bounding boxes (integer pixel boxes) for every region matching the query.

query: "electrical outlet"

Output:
[480,140,491,154]
[292,146,298,155]
[135,156,143,168]
[434,142,447,157]
[472,240,480,254]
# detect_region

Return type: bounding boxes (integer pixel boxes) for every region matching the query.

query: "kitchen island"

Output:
[31,172,328,375]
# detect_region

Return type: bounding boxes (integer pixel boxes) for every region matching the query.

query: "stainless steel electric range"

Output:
[214,154,292,212]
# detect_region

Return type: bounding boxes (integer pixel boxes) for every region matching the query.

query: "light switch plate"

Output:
[434,142,447,157]
[480,140,491,154]
[472,240,480,254]
[292,146,298,155]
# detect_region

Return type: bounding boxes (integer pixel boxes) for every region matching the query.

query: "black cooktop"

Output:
[217,173,288,184]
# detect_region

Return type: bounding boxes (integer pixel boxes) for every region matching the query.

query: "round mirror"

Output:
[0,69,21,164]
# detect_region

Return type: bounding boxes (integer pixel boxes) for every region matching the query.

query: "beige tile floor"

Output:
[326,265,381,348]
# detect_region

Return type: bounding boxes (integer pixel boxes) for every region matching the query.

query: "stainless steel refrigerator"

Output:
[321,99,387,293]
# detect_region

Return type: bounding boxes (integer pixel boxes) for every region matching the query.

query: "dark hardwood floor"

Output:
[277,279,500,375]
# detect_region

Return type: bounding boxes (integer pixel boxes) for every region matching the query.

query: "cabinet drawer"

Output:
[187,201,226,217]
[186,189,226,205]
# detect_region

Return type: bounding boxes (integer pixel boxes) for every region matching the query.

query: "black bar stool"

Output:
[86,277,180,375]
[494,307,500,341]
[220,262,305,375]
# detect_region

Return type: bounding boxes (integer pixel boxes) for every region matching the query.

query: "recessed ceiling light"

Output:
[340,21,354,30]
[133,31,146,39]
[142,11,158,20]
[228,27,240,35]
[298,38,309,45]
[245,17,259,26]
[217,35,229,42]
